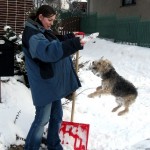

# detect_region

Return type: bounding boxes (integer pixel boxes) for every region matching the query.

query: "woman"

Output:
[22,4,86,150]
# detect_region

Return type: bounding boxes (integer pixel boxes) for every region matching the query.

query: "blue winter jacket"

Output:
[22,19,83,106]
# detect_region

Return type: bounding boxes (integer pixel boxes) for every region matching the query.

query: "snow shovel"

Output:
[59,32,90,150]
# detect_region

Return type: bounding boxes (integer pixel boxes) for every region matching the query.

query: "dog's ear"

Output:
[105,61,113,70]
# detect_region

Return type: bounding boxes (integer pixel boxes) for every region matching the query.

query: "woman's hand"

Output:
[80,39,86,46]
[73,32,86,46]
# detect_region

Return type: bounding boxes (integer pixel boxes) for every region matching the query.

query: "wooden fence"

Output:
[58,16,80,35]
[0,0,33,35]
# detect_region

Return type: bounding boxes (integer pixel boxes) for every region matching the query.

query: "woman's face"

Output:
[39,14,56,30]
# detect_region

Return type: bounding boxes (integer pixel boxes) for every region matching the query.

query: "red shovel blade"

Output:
[60,121,90,150]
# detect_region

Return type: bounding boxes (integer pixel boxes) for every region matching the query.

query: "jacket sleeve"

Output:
[61,37,83,58]
[29,32,83,62]
[55,33,75,41]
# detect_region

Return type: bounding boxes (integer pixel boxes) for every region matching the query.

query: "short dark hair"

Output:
[36,5,56,18]
[28,5,56,20]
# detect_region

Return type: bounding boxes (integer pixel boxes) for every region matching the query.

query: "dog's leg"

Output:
[96,86,102,90]
[88,86,103,98]
[112,105,122,112]
[118,94,136,116]
[88,87,110,98]
[112,97,122,112]
[118,107,129,116]
[88,90,100,98]
[118,95,136,116]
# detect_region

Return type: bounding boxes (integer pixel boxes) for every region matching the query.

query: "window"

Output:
[122,0,136,6]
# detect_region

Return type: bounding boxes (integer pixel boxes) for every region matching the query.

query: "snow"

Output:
[0,37,150,150]
[61,0,87,10]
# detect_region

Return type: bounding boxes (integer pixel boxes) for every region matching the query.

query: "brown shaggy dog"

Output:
[88,58,138,116]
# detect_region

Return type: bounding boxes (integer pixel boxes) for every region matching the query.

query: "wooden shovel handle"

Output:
[70,51,79,122]
[75,51,79,73]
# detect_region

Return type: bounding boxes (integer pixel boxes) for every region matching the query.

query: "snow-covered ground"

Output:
[0,38,150,150]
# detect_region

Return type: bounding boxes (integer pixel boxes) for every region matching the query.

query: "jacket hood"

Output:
[25,18,46,33]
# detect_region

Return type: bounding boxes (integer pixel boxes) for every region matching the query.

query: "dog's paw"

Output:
[118,112,124,116]
[88,93,94,98]
[111,108,118,112]
[112,109,116,112]
[118,110,128,116]
[96,86,102,90]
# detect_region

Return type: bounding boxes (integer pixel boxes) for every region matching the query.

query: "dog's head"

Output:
[90,58,113,76]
